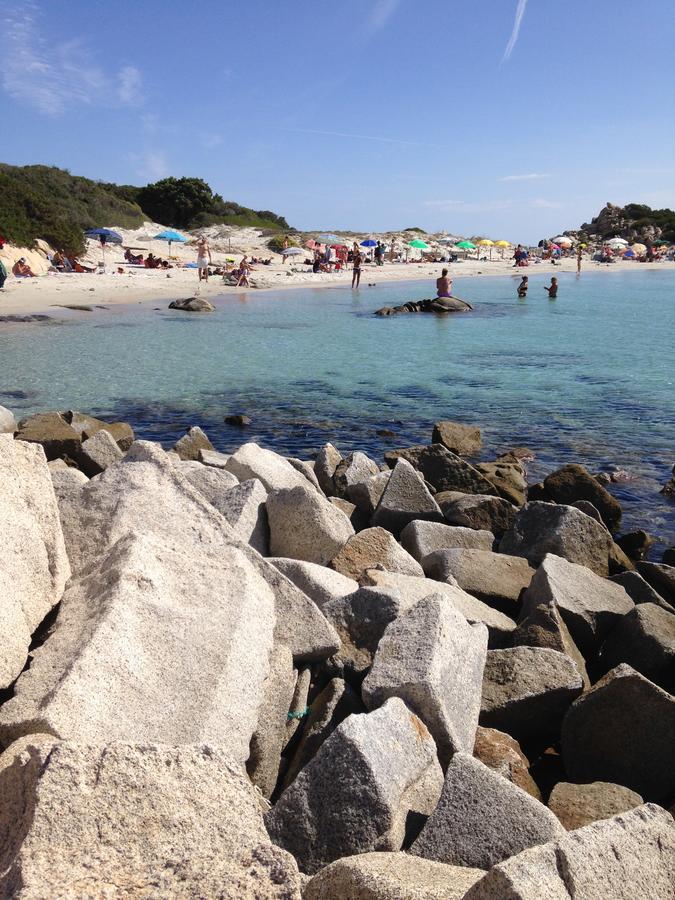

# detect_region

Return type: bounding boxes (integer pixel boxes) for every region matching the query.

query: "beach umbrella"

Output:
[360,239,378,247]
[495,240,511,247]
[623,249,636,258]
[84,227,122,268]
[455,240,476,250]
[477,238,494,258]
[606,237,628,247]
[282,247,305,256]
[552,236,573,246]
[154,229,188,257]
[408,239,429,249]
[631,243,647,254]
[653,239,669,246]
[317,233,341,243]
[305,239,323,250]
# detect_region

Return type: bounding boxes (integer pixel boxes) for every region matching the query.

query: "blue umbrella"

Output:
[85,228,123,244]
[84,228,123,268]
[360,239,377,247]
[154,229,188,257]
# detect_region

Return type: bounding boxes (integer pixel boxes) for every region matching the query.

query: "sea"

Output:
[1,268,673,552]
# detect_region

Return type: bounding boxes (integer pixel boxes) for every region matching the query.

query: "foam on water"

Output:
[1,268,673,549]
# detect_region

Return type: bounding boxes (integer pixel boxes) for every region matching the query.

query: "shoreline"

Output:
[2,255,674,318]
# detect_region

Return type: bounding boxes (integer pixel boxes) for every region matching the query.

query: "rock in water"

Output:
[410,753,565,869]
[500,501,614,576]
[362,594,488,767]
[172,425,215,460]
[0,739,302,897]
[303,853,485,900]
[561,664,675,802]
[0,435,70,689]
[432,420,482,456]
[265,697,442,874]
[548,781,644,830]
[168,295,215,311]
[463,804,675,900]
[266,484,355,565]
[544,463,622,532]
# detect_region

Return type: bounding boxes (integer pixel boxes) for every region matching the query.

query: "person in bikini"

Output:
[517,275,528,297]
[436,268,452,298]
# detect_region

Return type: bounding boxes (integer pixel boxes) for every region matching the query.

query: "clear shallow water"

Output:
[1,269,673,550]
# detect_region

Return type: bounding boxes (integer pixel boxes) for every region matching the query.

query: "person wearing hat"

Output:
[12,258,36,277]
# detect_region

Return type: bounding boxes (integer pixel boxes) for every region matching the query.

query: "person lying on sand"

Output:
[436,268,452,298]
[517,275,528,297]
[12,258,36,277]
[544,276,558,298]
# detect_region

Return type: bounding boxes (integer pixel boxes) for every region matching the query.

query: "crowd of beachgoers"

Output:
[1,223,674,317]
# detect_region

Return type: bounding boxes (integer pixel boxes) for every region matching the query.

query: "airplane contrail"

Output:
[502,0,528,62]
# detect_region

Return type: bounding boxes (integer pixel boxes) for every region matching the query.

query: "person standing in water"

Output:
[436,268,452,298]
[577,244,582,274]
[351,243,362,288]
[517,276,528,297]
[544,276,558,298]
[196,235,211,282]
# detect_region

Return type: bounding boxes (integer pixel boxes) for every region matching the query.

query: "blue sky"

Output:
[1,0,674,242]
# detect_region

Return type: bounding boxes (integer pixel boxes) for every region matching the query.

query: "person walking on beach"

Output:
[517,275,528,297]
[237,255,250,287]
[352,243,362,288]
[544,276,558,298]
[196,235,211,282]
[436,268,452,298]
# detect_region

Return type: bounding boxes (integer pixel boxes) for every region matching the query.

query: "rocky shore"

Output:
[0,405,673,898]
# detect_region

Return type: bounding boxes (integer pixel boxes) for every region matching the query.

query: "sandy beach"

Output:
[2,226,673,316]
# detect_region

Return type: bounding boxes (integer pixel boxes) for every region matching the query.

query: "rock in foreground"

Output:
[0,739,302,898]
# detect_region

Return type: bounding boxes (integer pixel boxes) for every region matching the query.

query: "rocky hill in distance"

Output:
[565,202,675,244]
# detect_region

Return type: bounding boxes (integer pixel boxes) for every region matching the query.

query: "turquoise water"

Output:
[1,269,673,549]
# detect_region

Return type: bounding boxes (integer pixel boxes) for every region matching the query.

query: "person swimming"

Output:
[517,275,528,297]
[436,268,452,298]
[544,276,558,298]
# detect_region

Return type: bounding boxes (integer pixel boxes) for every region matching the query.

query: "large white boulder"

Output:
[0,435,70,689]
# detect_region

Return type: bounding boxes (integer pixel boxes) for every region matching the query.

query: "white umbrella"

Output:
[606,237,628,247]
[282,247,305,256]
[552,236,573,245]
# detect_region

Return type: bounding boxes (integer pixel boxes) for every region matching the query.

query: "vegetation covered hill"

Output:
[0,164,290,254]
[579,202,675,242]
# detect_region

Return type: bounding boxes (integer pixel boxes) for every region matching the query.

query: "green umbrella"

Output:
[408,239,429,249]
[653,239,669,246]
[455,240,476,249]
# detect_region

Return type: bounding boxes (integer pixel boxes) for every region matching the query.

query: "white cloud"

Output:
[500,173,551,182]
[1,2,142,115]
[502,0,528,62]
[365,0,401,33]
[118,65,142,104]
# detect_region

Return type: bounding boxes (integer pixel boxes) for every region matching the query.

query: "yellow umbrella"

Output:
[477,238,494,259]
[631,243,647,254]
[495,240,511,247]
